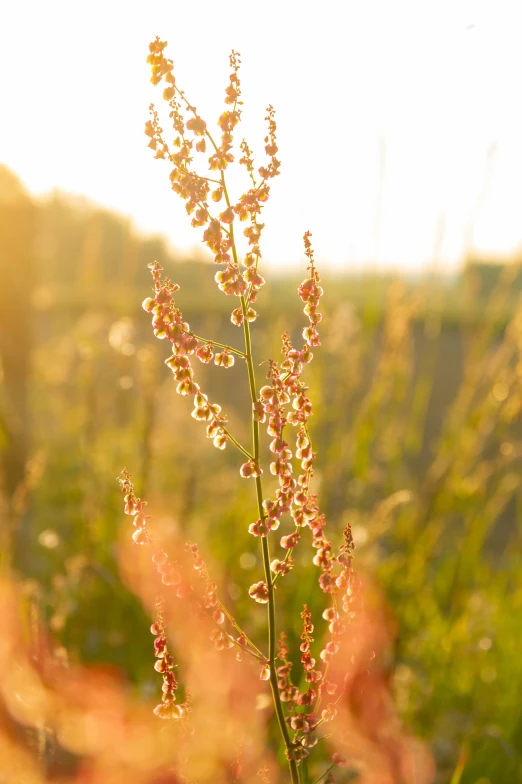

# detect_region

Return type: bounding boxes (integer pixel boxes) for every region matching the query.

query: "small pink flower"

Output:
[290,715,310,732]
[321,680,337,696]
[123,494,137,515]
[280,531,300,549]
[248,519,271,537]
[161,568,181,586]
[318,572,336,593]
[248,581,269,604]
[231,307,244,326]
[192,405,212,421]
[322,607,338,621]
[253,401,266,422]
[220,206,235,224]
[184,334,199,353]
[154,636,167,657]
[206,420,221,438]
[262,498,281,520]
[240,459,262,478]
[281,686,299,703]
[332,753,350,768]
[297,687,316,706]
[196,343,214,363]
[215,349,235,368]
[259,663,271,681]
[153,701,184,719]
[301,346,313,363]
[213,433,228,450]
[270,557,294,575]
[303,326,320,347]
[132,528,150,545]
[177,380,199,396]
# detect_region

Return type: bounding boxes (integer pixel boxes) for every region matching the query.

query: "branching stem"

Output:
[216,171,298,783]
[310,763,335,784]
[191,334,245,358]
[241,304,299,784]
[220,426,254,461]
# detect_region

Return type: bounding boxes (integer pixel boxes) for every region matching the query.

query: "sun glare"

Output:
[1,0,521,270]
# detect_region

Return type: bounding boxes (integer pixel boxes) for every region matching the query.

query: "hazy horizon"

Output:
[2,0,521,272]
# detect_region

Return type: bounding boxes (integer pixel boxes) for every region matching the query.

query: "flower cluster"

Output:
[208,50,243,175]
[276,599,351,761]
[336,522,356,616]
[242,236,324,590]
[298,231,323,348]
[123,487,152,547]
[299,606,321,687]
[311,514,337,594]
[120,469,183,589]
[191,392,229,450]
[240,459,263,479]
[121,470,267,711]
[243,356,298,555]
[146,38,210,210]
[275,634,296,702]
[142,261,237,452]
[315,523,358,678]
[121,463,188,705]
[186,543,262,663]
[279,607,320,761]
[185,542,220,613]
[248,581,269,604]
[259,106,281,181]
[151,597,189,719]
[145,37,284,331]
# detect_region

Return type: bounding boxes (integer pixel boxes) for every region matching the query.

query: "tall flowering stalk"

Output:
[120,37,365,784]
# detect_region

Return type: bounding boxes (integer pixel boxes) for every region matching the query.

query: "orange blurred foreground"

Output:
[0,527,433,784]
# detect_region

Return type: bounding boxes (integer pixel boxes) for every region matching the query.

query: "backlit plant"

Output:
[119,37,425,784]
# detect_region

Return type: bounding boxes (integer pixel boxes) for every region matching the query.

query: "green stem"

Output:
[311,763,335,784]
[220,426,254,461]
[241,299,299,784]
[219,603,265,659]
[192,334,245,358]
[272,543,296,587]
[218,168,298,784]
[210,614,264,662]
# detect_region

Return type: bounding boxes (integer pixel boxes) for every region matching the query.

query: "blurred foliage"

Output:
[1,166,522,783]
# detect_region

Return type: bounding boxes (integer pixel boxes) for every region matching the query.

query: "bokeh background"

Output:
[2,2,522,782]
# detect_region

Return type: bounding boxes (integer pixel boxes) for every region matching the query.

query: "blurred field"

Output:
[1,165,522,783]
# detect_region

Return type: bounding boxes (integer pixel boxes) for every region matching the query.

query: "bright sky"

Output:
[1,0,521,271]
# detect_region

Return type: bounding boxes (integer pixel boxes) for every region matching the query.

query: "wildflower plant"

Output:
[119,37,427,784]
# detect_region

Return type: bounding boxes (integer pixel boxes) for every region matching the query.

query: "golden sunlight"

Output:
[1,0,521,271]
